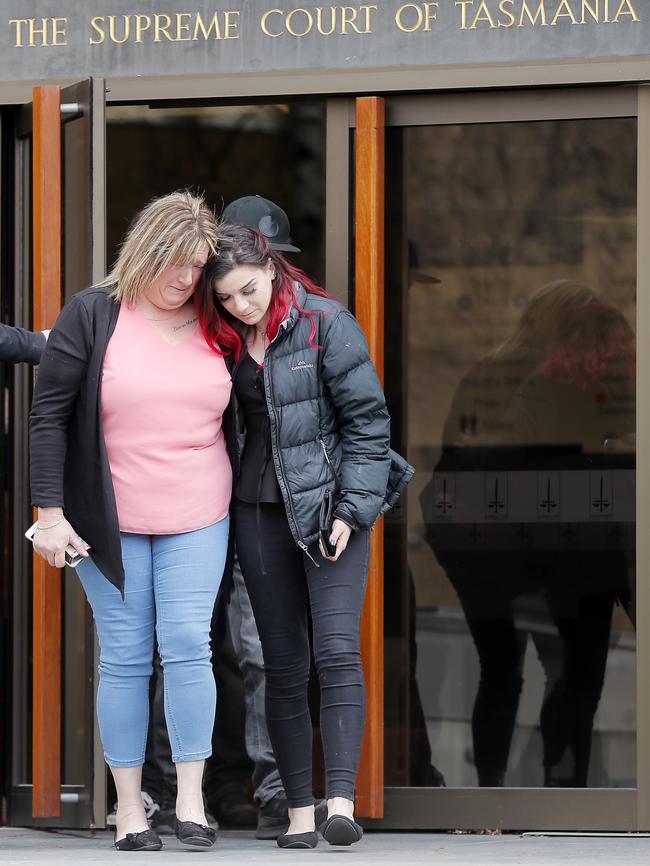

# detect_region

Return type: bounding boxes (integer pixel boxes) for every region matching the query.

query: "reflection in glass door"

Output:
[385,116,637,793]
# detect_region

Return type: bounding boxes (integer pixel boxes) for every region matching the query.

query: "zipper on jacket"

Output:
[319,436,334,471]
[298,540,319,567]
[319,435,341,494]
[263,337,320,567]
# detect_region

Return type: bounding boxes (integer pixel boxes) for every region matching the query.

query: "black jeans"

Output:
[235,500,370,807]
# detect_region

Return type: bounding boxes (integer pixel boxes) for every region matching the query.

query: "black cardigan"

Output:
[30,287,124,592]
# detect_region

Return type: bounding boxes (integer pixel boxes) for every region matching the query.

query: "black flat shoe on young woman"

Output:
[173,818,217,848]
[276,831,318,849]
[114,828,163,851]
[320,815,363,846]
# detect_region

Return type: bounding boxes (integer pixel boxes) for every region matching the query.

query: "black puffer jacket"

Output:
[227,286,393,552]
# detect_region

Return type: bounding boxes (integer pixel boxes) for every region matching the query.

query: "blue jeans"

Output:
[77,518,229,767]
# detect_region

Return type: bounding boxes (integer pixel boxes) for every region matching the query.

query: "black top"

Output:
[233,353,282,504]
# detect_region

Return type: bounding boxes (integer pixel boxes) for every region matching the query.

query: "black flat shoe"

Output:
[277,830,318,849]
[173,818,217,848]
[320,815,363,846]
[114,828,163,851]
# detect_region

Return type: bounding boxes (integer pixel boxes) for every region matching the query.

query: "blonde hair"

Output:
[99,190,219,304]
[492,279,599,364]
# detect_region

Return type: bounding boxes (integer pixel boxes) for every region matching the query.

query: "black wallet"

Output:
[319,491,337,556]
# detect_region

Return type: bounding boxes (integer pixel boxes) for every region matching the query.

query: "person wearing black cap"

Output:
[221,195,301,254]
[204,196,301,841]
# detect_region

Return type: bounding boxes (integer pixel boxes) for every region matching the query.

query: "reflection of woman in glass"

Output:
[424,280,635,787]
[510,301,635,786]
[440,280,599,451]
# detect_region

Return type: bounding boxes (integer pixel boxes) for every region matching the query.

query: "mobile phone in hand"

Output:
[24,521,88,568]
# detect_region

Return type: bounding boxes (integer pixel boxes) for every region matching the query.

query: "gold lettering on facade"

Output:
[135,14,152,42]
[498,0,516,26]
[340,5,378,33]
[360,4,379,31]
[108,15,131,44]
[471,0,497,26]
[341,6,363,33]
[193,12,223,40]
[286,8,313,36]
[9,17,67,47]
[52,18,67,45]
[9,19,28,47]
[28,19,50,45]
[551,0,579,22]
[457,0,638,27]
[455,1,473,28]
[519,0,547,25]
[316,7,338,35]
[580,0,599,22]
[396,4,421,31]
[9,2,640,53]
[154,14,173,41]
[262,5,376,37]
[223,10,240,38]
[89,16,106,44]
[261,9,282,36]
[397,2,438,31]
[613,0,640,21]
[87,11,239,45]
[175,13,192,41]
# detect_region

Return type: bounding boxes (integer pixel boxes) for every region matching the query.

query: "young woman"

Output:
[197,223,408,849]
[30,191,230,852]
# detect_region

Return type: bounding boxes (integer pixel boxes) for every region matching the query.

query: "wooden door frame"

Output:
[31,84,63,819]
[354,96,386,819]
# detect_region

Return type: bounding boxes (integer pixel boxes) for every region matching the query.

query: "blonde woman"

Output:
[30,191,230,851]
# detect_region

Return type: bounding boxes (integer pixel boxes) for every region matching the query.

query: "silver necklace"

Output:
[140,301,190,323]
[142,314,179,322]
[248,326,267,345]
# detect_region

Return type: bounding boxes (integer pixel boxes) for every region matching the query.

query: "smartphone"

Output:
[25,521,88,568]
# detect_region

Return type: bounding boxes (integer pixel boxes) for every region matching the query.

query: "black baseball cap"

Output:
[222,195,301,253]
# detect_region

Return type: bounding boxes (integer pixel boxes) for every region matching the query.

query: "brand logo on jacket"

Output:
[291,360,314,372]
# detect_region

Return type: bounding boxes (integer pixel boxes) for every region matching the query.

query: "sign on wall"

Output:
[1,0,647,81]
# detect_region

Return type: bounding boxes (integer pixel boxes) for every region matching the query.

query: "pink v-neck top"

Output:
[101,303,232,534]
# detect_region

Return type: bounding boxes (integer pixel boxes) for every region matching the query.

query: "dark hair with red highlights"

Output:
[196,223,329,359]
[542,302,636,390]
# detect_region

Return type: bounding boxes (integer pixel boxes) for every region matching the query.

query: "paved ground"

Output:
[2,828,650,866]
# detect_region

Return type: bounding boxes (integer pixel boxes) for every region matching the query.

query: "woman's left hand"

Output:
[321,518,352,561]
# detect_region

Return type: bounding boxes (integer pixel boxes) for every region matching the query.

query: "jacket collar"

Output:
[278,282,306,337]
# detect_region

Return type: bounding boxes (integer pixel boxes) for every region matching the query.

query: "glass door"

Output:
[380,88,640,830]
